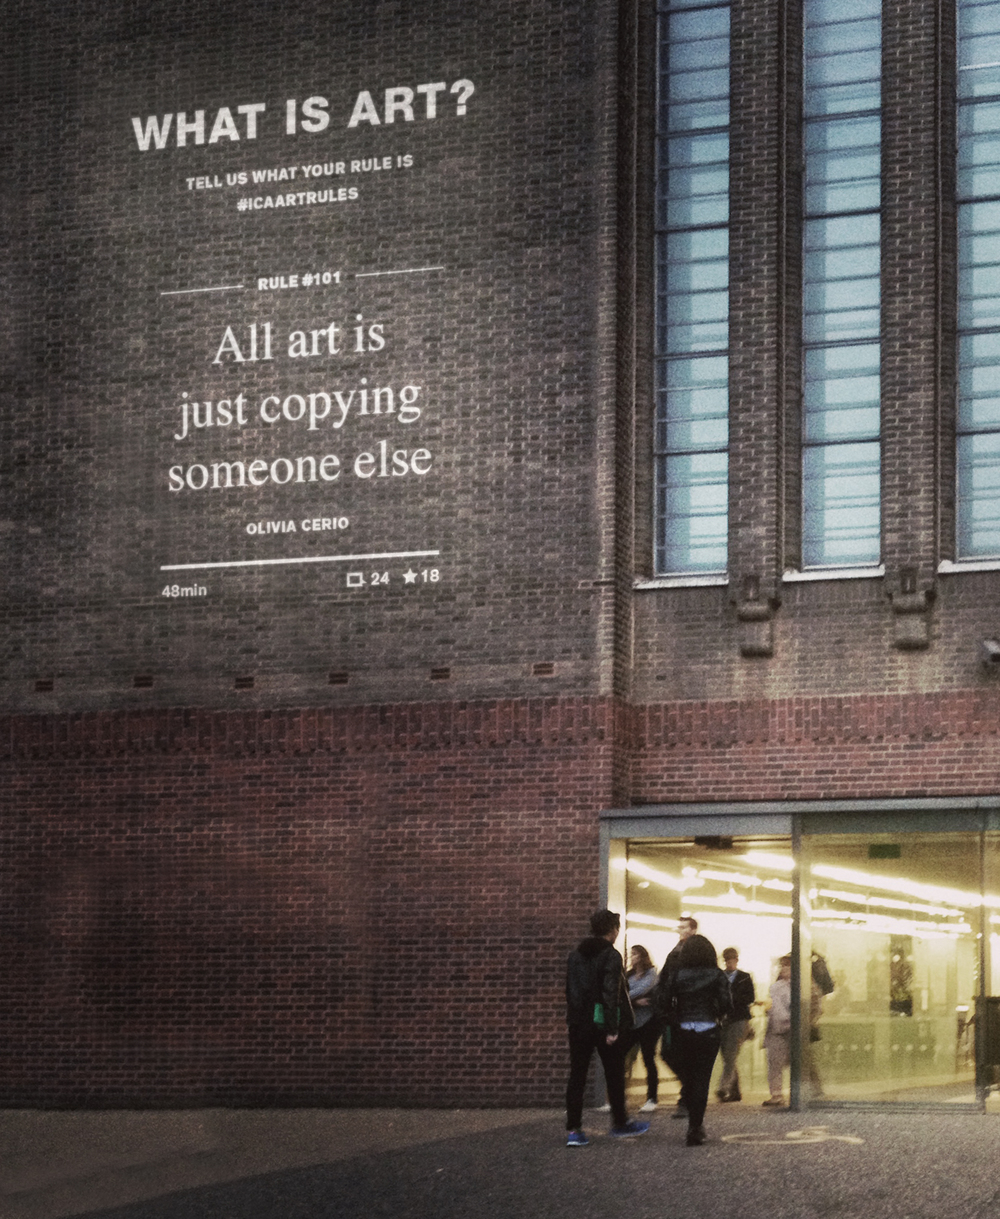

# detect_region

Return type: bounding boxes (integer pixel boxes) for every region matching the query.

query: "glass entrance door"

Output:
[616,836,794,1107]
[800,828,983,1104]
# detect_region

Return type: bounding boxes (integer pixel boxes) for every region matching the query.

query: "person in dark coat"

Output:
[660,915,698,1118]
[655,933,732,1146]
[564,909,651,1147]
[717,947,756,1102]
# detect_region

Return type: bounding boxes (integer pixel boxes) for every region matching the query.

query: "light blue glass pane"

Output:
[806,180,880,213]
[664,195,729,227]
[804,440,881,477]
[661,353,729,389]
[807,147,880,183]
[959,101,1000,137]
[664,481,728,513]
[667,36,729,75]
[666,133,730,166]
[803,442,881,567]
[959,264,1000,300]
[664,450,729,486]
[959,32,1000,70]
[959,231,1000,267]
[657,384,728,423]
[960,434,1000,488]
[806,18,880,58]
[804,246,879,283]
[958,165,1000,198]
[805,213,880,249]
[657,256,728,294]
[805,80,881,116]
[804,342,880,378]
[658,383,729,422]
[960,65,1000,98]
[958,265,1000,327]
[807,0,880,24]
[804,371,880,409]
[806,49,881,90]
[804,404,880,441]
[658,537,728,575]
[662,320,730,352]
[959,200,1000,234]
[670,67,729,103]
[803,529,880,568]
[960,1,1000,38]
[803,308,880,342]
[665,228,729,261]
[958,389,1000,430]
[663,417,729,450]
[664,164,729,202]
[669,8,730,41]
[804,278,880,312]
[665,289,729,325]
[960,329,1000,364]
[662,99,730,132]
[806,115,881,151]
[958,432,1000,556]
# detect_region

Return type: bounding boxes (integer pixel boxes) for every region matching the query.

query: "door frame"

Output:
[600,796,1000,1110]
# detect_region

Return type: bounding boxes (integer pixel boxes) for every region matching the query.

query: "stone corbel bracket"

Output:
[734,573,779,658]
[889,566,934,651]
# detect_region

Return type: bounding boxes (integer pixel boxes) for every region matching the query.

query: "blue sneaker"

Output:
[566,1129,590,1147]
[610,1119,651,1139]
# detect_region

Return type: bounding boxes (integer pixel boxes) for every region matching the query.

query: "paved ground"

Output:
[2,1103,998,1219]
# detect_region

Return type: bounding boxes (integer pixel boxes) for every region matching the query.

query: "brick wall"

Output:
[1,699,613,1106]
[629,688,1000,804]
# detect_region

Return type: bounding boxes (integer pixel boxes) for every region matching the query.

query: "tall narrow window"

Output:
[801,0,882,569]
[958,0,1000,559]
[653,0,730,575]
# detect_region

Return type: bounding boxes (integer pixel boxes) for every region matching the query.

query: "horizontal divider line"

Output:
[161,549,440,572]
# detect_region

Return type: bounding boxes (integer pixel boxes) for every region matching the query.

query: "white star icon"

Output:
[403,569,418,583]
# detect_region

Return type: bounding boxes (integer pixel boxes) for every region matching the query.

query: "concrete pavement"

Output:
[1,1103,998,1219]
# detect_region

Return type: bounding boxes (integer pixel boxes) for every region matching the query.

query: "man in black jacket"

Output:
[717,947,756,1102]
[564,909,651,1146]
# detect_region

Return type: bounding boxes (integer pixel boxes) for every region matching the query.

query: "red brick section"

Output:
[629,689,1000,802]
[3,690,999,1107]
[0,700,614,1108]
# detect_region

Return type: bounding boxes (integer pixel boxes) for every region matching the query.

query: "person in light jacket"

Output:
[623,945,660,1112]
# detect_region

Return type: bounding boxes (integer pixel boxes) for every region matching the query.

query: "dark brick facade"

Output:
[3,0,1000,1107]
[1,701,614,1106]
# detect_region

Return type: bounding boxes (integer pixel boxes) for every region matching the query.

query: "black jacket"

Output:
[565,936,633,1036]
[655,966,732,1027]
[723,969,756,1021]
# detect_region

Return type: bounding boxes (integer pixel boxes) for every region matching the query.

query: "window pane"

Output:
[657,453,729,573]
[655,2,730,573]
[958,433,1000,556]
[802,0,881,569]
[803,443,881,567]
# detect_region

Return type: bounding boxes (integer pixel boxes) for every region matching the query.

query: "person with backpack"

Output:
[564,909,652,1147]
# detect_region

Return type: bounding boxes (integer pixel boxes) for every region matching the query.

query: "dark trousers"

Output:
[623,1019,660,1101]
[661,1027,686,1107]
[672,1026,721,1131]
[566,1024,628,1130]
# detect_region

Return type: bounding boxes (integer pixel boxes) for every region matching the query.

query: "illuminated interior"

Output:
[613,831,1000,1105]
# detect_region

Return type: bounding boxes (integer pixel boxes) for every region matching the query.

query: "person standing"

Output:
[623,945,660,1112]
[661,915,698,1119]
[564,909,651,1147]
[655,933,732,1146]
[717,947,755,1103]
[763,955,792,1106]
